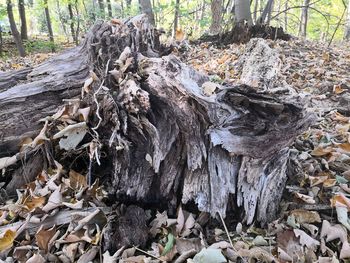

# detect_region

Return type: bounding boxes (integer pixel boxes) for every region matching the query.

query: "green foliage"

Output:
[24,39,60,53]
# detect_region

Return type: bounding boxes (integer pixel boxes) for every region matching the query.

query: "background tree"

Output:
[18,0,28,40]
[210,0,222,34]
[43,0,55,51]
[106,0,112,17]
[234,0,253,25]
[139,0,155,26]
[98,0,105,18]
[299,0,310,37]
[68,1,77,44]
[7,0,26,57]
[344,0,350,39]
[172,0,180,37]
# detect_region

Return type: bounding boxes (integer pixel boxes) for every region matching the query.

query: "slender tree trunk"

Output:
[18,0,28,40]
[126,0,132,7]
[284,1,288,32]
[210,0,222,34]
[43,0,55,52]
[139,0,156,26]
[200,0,206,20]
[0,25,3,56]
[98,0,105,18]
[258,0,273,25]
[74,0,80,45]
[7,0,26,57]
[172,0,180,38]
[253,0,259,23]
[68,2,77,44]
[91,0,97,20]
[56,0,69,41]
[299,0,310,38]
[235,0,253,25]
[345,0,350,40]
[106,0,113,17]
[266,0,274,25]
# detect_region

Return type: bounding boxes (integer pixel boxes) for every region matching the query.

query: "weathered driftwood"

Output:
[0,15,312,226]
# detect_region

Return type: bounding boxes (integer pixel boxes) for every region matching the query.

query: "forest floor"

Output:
[1,38,350,262]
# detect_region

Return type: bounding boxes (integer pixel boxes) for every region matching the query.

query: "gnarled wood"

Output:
[0,15,312,227]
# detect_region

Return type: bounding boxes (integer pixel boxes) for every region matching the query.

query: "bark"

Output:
[210,0,223,35]
[0,16,312,227]
[68,2,77,44]
[18,0,28,40]
[106,0,113,17]
[172,0,180,38]
[235,0,253,25]
[6,0,26,57]
[299,0,310,38]
[139,0,156,26]
[43,0,55,52]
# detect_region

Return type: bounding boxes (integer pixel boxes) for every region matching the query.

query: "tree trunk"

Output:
[6,0,26,57]
[106,0,113,17]
[172,0,180,38]
[139,0,156,26]
[68,2,77,44]
[56,0,69,41]
[0,25,3,56]
[43,0,55,52]
[284,1,288,32]
[210,0,222,35]
[266,0,274,25]
[98,0,105,18]
[234,0,253,25]
[299,0,310,38]
[345,0,350,40]
[18,0,28,40]
[253,0,258,23]
[0,16,312,227]
[74,0,80,45]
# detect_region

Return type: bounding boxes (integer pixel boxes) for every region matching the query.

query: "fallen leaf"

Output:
[294,229,320,251]
[0,229,16,252]
[35,225,56,252]
[294,192,316,204]
[53,122,88,151]
[193,248,226,263]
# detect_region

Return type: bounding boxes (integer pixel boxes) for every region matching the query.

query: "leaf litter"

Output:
[0,38,350,262]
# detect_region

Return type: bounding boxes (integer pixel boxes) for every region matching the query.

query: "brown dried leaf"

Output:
[35,225,56,252]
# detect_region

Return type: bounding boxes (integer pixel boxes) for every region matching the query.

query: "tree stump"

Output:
[0,15,313,226]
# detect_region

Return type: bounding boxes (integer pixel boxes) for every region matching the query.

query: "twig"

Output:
[133,246,163,261]
[328,0,347,47]
[218,212,237,253]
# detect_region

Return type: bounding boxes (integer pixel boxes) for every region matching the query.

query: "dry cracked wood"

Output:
[0,15,313,225]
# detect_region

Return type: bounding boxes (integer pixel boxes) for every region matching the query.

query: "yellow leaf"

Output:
[23,195,46,212]
[0,229,16,251]
[333,84,345,94]
[175,29,185,41]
